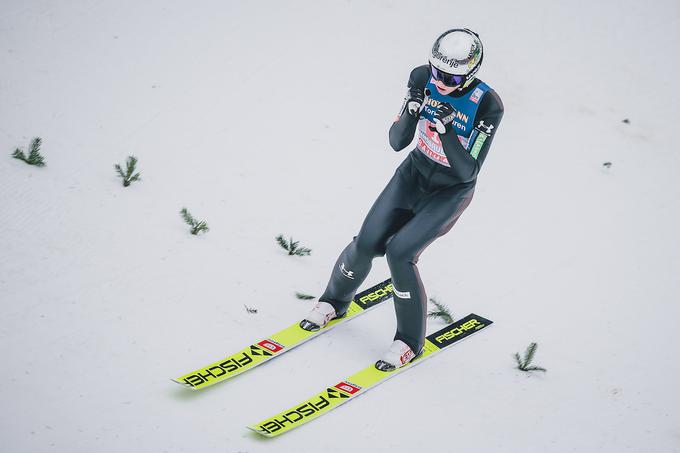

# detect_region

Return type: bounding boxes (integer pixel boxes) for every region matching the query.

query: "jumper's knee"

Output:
[385,238,418,268]
[354,234,386,258]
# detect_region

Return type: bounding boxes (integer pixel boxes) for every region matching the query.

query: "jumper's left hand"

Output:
[433,102,457,134]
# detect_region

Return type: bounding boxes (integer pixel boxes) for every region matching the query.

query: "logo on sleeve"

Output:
[475,120,494,135]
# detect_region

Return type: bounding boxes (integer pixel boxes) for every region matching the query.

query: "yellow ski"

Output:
[248,313,493,437]
[172,279,394,390]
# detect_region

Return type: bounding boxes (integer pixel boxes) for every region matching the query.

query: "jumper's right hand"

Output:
[433,102,457,134]
[406,87,426,116]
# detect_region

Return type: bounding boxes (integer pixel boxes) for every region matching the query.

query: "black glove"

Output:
[405,87,426,116]
[433,102,457,134]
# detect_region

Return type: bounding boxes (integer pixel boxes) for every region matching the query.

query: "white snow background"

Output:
[1,0,679,452]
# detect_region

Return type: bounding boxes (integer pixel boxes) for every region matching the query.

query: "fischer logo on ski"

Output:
[430,315,489,347]
[354,282,394,309]
[256,394,332,435]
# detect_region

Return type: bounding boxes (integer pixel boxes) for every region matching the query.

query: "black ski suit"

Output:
[319,65,504,353]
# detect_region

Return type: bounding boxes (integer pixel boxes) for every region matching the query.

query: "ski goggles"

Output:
[429,64,465,86]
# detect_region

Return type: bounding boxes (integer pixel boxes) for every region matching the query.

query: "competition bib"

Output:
[416,79,490,167]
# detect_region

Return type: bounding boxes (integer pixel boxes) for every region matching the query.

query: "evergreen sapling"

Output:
[115,155,142,187]
[12,137,46,166]
[427,297,454,324]
[295,292,316,300]
[276,234,311,256]
[514,342,547,373]
[180,208,209,235]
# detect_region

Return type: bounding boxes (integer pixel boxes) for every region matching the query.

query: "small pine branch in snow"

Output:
[12,137,46,167]
[180,207,209,235]
[244,304,258,314]
[427,298,454,324]
[115,155,141,187]
[514,342,547,373]
[276,234,311,256]
[296,292,316,300]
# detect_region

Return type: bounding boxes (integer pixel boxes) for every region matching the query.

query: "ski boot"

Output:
[375,340,423,372]
[299,302,345,332]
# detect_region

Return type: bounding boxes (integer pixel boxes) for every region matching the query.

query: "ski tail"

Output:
[172,278,394,390]
[247,313,493,437]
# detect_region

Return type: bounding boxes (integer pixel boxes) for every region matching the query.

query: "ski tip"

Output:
[170,378,198,390]
[246,424,275,438]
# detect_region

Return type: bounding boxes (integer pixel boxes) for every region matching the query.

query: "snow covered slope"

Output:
[1,1,679,452]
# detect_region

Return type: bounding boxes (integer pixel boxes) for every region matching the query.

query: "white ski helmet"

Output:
[429,28,483,87]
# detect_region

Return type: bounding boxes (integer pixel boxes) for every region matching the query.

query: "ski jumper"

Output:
[319,65,504,353]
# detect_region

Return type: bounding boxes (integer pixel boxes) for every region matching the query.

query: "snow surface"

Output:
[1,1,679,452]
